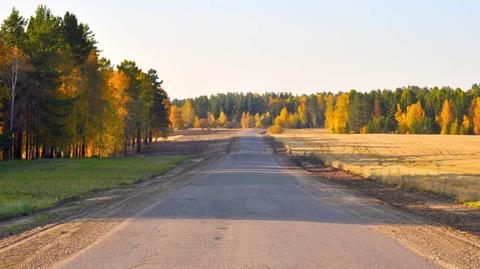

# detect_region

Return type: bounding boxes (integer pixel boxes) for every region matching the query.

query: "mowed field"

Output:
[0,156,187,220]
[272,129,480,203]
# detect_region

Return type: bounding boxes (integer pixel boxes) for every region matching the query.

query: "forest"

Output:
[0,6,170,160]
[2,6,480,161]
[172,86,480,135]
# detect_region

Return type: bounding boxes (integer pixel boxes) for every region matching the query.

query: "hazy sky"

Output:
[1,0,479,99]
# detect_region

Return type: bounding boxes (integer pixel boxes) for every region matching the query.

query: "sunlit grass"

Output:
[464,201,480,209]
[0,156,187,219]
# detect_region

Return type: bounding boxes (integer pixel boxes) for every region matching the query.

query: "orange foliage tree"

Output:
[216,111,228,128]
[395,101,426,134]
[274,107,290,128]
[169,105,183,130]
[473,97,480,135]
[436,99,453,134]
[181,100,195,129]
[324,95,335,132]
[333,93,349,133]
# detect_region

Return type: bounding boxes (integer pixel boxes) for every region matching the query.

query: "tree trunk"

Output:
[14,127,23,159]
[81,142,86,158]
[144,128,148,145]
[124,116,129,156]
[136,122,141,153]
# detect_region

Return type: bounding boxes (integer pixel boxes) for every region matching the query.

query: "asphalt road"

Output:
[56,131,437,269]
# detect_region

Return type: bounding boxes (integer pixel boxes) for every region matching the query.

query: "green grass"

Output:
[0,156,187,219]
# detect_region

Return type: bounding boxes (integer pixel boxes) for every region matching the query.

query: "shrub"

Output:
[267,125,284,134]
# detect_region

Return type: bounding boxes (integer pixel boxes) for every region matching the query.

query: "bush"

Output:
[267,125,284,134]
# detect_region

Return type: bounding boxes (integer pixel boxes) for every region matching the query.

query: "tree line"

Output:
[2,7,480,161]
[172,86,480,135]
[0,6,170,160]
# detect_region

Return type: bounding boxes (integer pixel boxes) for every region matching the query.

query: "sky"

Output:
[1,0,479,99]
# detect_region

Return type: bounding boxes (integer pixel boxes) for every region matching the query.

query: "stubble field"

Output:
[272,129,480,203]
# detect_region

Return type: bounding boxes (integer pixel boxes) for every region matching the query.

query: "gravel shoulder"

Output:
[265,134,480,269]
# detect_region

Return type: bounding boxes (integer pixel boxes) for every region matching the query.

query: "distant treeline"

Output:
[172,85,480,134]
[0,6,170,160]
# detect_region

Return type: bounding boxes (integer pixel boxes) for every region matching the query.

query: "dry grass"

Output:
[272,129,480,202]
[267,125,285,134]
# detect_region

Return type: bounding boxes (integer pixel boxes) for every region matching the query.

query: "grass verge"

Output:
[464,201,480,209]
[0,156,187,220]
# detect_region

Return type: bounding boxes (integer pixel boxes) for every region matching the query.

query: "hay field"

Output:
[272,129,480,202]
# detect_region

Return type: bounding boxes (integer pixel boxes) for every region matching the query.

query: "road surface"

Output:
[56,131,436,269]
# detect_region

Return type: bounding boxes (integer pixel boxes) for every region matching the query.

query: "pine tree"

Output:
[148,69,170,140]
[347,92,371,133]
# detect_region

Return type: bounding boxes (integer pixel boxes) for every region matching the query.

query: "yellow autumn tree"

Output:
[462,115,471,134]
[241,112,251,129]
[254,113,262,128]
[297,96,308,127]
[106,70,130,156]
[169,105,183,129]
[181,100,195,129]
[406,102,426,133]
[395,104,409,134]
[217,111,228,128]
[275,107,290,128]
[194,116,201,128]
[473,97,480,135]
[396,101,426,134]
[207,112,216,128]
[324,95,335,132]
[436,99,453,134]
[333,93,349,133]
